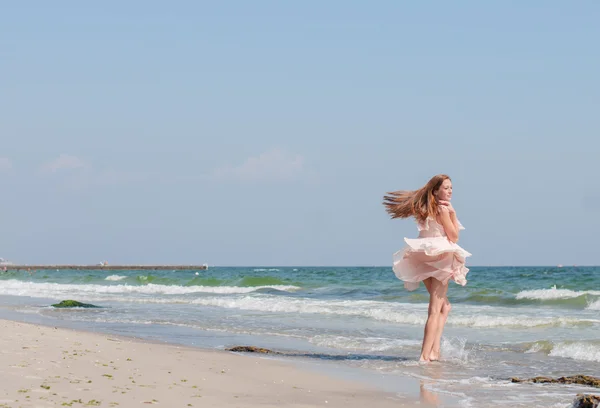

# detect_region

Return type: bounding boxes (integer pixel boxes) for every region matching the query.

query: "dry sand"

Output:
[0,319,417,407]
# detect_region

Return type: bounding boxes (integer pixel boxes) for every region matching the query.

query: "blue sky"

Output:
[1,1,598,266]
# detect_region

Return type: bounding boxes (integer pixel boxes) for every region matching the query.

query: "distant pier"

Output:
[2,265,209,271]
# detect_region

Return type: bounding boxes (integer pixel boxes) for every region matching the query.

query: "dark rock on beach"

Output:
[225,346,280,354]
[51,300,101,308]
[511,375,600,388]
[572,394,600,408]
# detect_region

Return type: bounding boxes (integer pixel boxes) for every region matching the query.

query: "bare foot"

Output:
[429,351,440,361]
[419,355,430,363]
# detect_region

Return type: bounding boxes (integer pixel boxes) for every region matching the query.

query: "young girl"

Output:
[383,174,471,362]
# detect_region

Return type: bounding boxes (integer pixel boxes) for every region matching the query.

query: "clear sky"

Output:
[1,1,598,266]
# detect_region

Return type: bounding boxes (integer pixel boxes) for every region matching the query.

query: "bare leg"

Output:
[430,290,451,361]
[419,278,445,362]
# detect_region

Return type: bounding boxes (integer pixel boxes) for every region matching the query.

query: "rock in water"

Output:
[51,300,100,308]
[225,346,278,354]
[572,394,600,408]
[511,375,600,388]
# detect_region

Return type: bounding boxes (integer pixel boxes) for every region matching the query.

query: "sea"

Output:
[0,265,598,407]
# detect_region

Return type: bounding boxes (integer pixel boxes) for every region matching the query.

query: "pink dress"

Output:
[392,217,472,291]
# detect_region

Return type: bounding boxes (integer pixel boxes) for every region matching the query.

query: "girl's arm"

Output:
[450,211,460,232]
[438,206,459,243]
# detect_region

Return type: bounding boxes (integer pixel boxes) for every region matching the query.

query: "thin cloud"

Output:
[0,157,12,172]
[211,148,305,182]
[42,154,87,173]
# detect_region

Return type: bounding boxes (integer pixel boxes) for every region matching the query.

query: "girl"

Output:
[383,174,471,362]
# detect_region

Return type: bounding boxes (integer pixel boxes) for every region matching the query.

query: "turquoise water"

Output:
[0,266,598,407]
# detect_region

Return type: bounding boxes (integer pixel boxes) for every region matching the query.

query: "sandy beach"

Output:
[0,319,411,408]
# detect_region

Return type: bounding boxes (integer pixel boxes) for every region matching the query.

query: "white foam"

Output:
[453,376,494,385]
[308,335,420,351]
[440,337,472,363]
[586,299,600,310]
[525,342,549,353]
[525,340,600,363]
[0,279,300,296]
[64,295,596,329]
[549,341,600,363]
[105,275,126,281]
[2,280,596,329]
[187,297,428,324]
[516,286,600,300]
[449,314,590,328]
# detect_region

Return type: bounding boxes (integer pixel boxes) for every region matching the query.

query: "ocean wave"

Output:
[105,275,127,281]
[308,335,420,352]
[515,286,600,301]
[463,289,593,309]
[586,299,600,310]
[525,340,600,363]
[191,298,599,328]
[0,280,300,296]
[55,295,598,329]
[3,280,597,329]
[187,298,597,328]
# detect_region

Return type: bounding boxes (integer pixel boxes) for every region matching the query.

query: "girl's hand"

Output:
[438,200,455,214]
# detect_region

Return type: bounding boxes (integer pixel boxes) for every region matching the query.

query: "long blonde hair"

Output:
[383,174,450,224]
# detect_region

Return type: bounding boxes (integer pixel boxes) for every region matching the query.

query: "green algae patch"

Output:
[51,300,101,308]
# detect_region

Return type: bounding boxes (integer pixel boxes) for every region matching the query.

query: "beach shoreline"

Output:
[1,265,597,407]
[0,318,420,407]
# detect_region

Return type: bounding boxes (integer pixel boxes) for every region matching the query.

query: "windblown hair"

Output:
[383,174,450,224]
